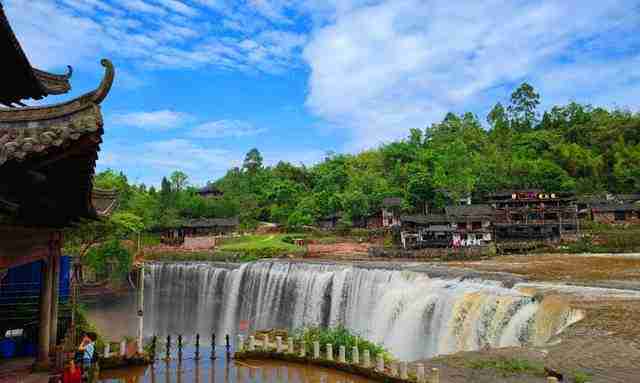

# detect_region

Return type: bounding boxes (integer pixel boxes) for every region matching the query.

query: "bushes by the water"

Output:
[84,239,133,282]
[292,326,394,363]
[144,251,259,263]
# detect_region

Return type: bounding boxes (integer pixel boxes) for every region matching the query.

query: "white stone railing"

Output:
[237,334,441,383]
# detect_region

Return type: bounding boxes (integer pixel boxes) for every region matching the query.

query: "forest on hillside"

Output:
[94,83,640,231]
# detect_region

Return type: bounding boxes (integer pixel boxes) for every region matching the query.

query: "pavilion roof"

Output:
[0,3,73,106]
[0,59,114,227]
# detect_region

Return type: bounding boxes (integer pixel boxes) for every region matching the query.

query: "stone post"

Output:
[326,344,333,360]
[376,354,384,372]
[352,347,359,365]
[313,342,320,359]
[400,361,408,379]
[300,342,306,357]
[263,335,269,351]
[121,340,127,357]
[415,363,425,383]
[431,368,440,383]
[104,343,111,358]
[237,335,244,352]
[362,350,371,368]
[36,259,52,368]
[276,336,283,353]
[248,336,255,351]
[338,346,346,363]
[287,338,294,354]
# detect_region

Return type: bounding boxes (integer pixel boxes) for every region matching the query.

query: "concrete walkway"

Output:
[0,358,51,383]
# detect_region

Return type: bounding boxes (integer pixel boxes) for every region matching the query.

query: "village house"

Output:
[591,204,640,225]
[489,190,578,242]
[399,204,494,250]
[317,213,342,230]
[382,197,402,227]
[445,204,494,245]
[576,193,640,224]
[159,217,239,246]
[0,3,114,368]
[400,214,454,249]
[198,184,224,198]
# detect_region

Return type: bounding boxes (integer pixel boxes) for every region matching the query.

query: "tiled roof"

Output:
[382,197,402,207]
[445,204,494,217]
[0,4,72,105]
[401,214,449,224]
[0,60,114,227]
[592,204,639,213]
[177,217,240,228]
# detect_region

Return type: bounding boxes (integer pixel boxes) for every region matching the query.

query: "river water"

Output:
[87,261,583,363]
[98,355,377,383]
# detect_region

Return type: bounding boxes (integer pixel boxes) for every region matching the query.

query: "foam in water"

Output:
[145,262,580,360]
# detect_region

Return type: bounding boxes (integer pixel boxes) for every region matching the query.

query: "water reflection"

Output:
[99,347,374,383]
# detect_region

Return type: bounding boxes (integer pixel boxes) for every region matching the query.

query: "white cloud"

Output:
[98,138,238,185]
[302,0,639,149]
[111,110,191,130]
[4,0,307,74]
[113,0,168,15]
[189,120,267,138]
[153,0,199,17]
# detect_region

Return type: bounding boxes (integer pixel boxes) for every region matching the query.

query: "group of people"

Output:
[61,332,97,383]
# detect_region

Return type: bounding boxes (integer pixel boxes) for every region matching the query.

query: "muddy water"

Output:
[98,354,375,383]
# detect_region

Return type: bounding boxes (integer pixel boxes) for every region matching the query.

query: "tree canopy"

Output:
[89,83,639,231]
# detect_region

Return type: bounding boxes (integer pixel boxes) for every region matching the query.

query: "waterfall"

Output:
[145,261,581,360]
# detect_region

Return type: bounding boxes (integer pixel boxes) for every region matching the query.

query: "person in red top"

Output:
[63,360,82,383]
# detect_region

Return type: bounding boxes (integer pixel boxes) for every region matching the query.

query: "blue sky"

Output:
[4,0,640,186]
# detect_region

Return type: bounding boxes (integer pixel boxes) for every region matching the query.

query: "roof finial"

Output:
[91,59,115,104]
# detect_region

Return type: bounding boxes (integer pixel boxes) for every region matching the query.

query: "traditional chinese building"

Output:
[488,190,578,242]
[159,217,239,245]
[591,204,640,225]
[382,197,402,227]
[399,205,494,249]
[197,184,224,198]
[0,3,114,368]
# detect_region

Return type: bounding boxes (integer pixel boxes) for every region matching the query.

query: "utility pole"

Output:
[137,265,144,353]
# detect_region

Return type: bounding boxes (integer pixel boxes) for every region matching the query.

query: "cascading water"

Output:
[145,261,581,360]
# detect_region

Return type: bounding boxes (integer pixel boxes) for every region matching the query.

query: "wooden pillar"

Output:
[36,258,53,368]
[49,248,60,352]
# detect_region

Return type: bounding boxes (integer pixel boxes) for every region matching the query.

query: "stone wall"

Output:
[183,236,216,250]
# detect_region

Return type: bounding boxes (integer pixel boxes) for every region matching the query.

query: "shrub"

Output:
[85,239,133,282]
[292,326,393,363]
[466,358,545,377]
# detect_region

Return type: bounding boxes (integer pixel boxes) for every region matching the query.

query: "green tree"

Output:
[169,170,189,192]
[507,82,540,132]
[243,148,264,174]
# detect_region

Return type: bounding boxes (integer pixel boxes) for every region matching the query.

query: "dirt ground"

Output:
[306,242,371,258]
[445,254,640,284]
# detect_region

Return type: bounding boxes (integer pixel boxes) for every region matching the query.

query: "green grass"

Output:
[466,358,545,377]
[573,371,592,383]
[217,234,306,257]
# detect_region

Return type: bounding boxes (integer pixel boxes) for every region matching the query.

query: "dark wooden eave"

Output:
[0,3,72,106]
[0,60,114,227]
